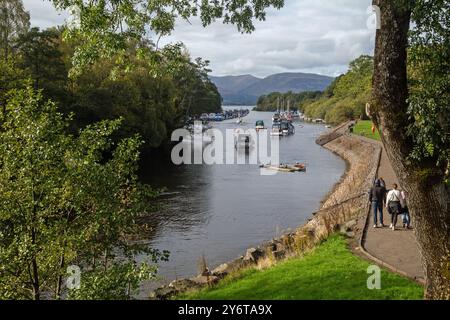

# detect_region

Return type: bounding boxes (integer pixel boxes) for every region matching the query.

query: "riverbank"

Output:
[150,123,386,299]
[140,111,345,291]
[174,125,426,300]
[179,235,423,300]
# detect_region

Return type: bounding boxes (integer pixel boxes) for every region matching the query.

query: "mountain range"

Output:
[209,72,334,105]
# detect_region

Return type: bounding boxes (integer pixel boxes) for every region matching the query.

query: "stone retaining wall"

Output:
[150,128,382,300]
[321,134,379,209]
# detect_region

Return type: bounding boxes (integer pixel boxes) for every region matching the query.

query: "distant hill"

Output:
[210,72,334,105]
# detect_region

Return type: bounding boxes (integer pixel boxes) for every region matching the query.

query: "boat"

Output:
[286,113,293,122]
[259,163,307,173]
[280,121,289,136]
[270,122,283,136]
[213,113,225,122]
[255,120,265,130]
[280,120,295,136]
[272,112,280,123]
[236,117,243,125]
[293,163,307,172]
[288,122,295,135]
[183,120,214,145]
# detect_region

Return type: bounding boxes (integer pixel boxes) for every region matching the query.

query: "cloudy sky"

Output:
[23,0,375,78]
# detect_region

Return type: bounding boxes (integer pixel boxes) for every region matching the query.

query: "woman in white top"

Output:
[386,183,402,230]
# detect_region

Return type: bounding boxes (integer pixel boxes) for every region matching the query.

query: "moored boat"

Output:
[259,163,307,173]
[293,163,307,172]
[272,112,280,123]
[255,120,265,130]
[280,120,295,136]
[270,122,282,136]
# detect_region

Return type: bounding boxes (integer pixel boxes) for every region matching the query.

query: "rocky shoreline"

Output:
[150,125,382,300]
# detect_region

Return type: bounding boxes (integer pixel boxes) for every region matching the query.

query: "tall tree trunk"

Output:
[372,0,450,299]
[55,249,65,299]
[31,257,40,300]
[31,228,40,300]
[30,190,40,300]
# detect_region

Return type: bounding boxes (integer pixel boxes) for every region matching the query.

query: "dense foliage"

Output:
[0,0,29,61]
[0,86,168,299]
[67,42,222,148]
[0,0,285,301]
[254,91,322,112]
[0,0,223,300]
[407,0,450,167]
[2,25,221,150]
[301,55,373,124]
[1,0,447,300]
[50,0,285,75]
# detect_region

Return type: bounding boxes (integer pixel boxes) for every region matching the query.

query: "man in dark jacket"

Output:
[369,179,387,228]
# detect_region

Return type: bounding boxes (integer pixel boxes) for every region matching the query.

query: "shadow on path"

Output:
[357,135,424,282]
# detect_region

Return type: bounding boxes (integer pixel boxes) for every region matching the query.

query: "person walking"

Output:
[378,177,386,188]
[400,190,411,229]
[369,179,387,228]
[386,184,402,231]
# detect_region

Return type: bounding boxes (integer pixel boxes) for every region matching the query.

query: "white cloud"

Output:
[22,0,375,77]
[23,0,68,29]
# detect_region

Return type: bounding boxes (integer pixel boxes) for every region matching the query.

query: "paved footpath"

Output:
[358,135,424,282]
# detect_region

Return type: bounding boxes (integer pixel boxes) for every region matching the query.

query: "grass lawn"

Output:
[353,120,381,141]
[179,235,423,300]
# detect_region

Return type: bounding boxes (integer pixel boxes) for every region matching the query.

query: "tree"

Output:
[371,0,450,299]
[50,0,284,75]
[0,0,30,62]
[43,0,449,299]
[0,0,29,119]
[0,86,167,300]
[159,44,222,118]
[67,41,221,149]
[301,56,373,123]
[15,27,69,106]
[255,91,322,112]
[0,59,27,120]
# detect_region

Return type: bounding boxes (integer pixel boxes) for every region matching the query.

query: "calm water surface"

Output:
[138,107,345,295]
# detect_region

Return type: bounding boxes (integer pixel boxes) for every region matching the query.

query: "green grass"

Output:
[179,235,423,300]
[353,120,381,141]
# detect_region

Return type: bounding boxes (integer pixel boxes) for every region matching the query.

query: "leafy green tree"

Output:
[333,55,373,99]
[0,59,27,119]
[39,0,449,299]
[0,0,30,62]
[50,0,284,75]
[0,86,167,300]
[159,44,222,118]
[255,91,322,112]
[15,27,69,107]
[69,41,220,149]
[302,56,373,123]
[371,0,450,299]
